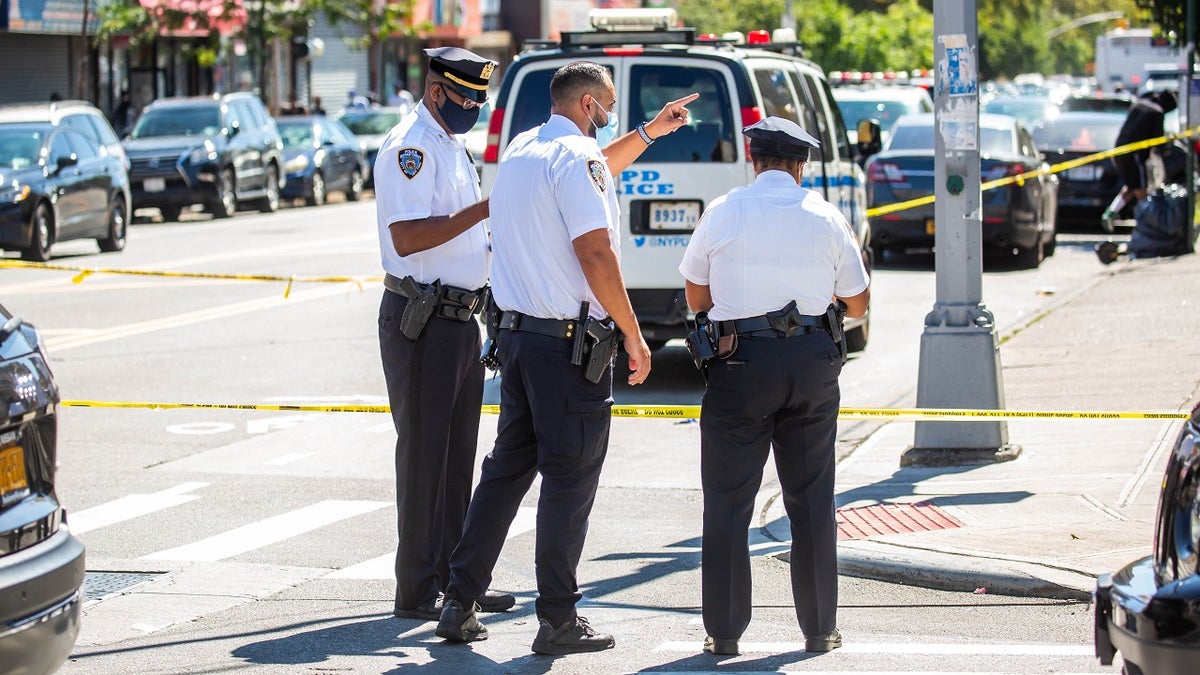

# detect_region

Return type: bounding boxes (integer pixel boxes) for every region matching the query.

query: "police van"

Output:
[481,9,872,351]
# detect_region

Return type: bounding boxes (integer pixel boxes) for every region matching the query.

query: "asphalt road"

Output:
[0,200,1127,673]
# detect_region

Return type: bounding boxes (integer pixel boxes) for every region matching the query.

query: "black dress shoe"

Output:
[703,636,739,655]
[393,597,440,621]
[476,589,516,613]
[530,616,615,655]
[435,598,488,642]
[805,628,842,653]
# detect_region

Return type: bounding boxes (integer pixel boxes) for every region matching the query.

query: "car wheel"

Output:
[1014,237,1043,269]
[159,205,182,222]
[98,196,127,253]
[306,172,326,207]
[211,168,236,218]
[1044,231,1057,257]
[845,314,869,353]
[257,164,280,213]
[346,169,364,202]
[21,201,53,262]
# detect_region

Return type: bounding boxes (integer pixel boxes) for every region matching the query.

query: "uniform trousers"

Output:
[445,328,612,626]
[379,290,484,612]
[700,333,843,640]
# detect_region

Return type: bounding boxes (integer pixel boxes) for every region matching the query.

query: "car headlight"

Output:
[0,182,31,204]
[285,155,309,173]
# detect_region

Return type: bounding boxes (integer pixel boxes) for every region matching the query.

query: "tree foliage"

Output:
[1135,0,1199,40]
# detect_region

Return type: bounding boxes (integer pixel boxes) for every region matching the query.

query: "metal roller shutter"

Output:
[0,34,70,104]
[308,14,370,110]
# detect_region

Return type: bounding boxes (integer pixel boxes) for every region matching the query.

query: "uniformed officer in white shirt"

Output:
[678,117,870,657]
[436,61,698,655]
[375,46,514,622]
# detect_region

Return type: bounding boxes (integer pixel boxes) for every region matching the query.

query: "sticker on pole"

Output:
[940,34,977,97]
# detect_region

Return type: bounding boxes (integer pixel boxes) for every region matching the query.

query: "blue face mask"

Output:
[591,100,619,148]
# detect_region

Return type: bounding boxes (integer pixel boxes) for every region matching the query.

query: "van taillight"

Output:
[484,107,506,163]
[740,106,763,161]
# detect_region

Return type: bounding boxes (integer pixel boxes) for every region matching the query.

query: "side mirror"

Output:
[856,119,882,159]
[53,154,78,173]
[227,122,240,137]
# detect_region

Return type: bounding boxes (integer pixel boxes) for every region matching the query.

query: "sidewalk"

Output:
[767,251,1200,601]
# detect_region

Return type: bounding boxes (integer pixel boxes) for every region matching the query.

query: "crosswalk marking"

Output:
[324,506,539,579]
[69,482,209,535]
[262,451,317,466]
[144,500,390,561]
[654,641,1093,656]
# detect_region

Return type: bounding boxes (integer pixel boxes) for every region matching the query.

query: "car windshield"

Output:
[0,127,44,170]
[1031,116,1123,151]
[981,98,1059,126]
[836,100,917,132]
[887,122,1014,156]
[278,121,317,148]
[130,106,222,138]
[339,112,402,135]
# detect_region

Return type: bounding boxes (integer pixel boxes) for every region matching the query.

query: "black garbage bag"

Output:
[1129,183,1190,258]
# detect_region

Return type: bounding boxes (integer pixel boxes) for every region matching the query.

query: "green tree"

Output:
[1135,0,1197,39]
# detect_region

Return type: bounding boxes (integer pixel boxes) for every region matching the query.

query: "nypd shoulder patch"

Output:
[587,159,607,192]
[398,148,424,179]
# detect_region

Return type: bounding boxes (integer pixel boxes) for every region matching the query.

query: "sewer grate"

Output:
[82,571,164,603]
[836,501,963,540]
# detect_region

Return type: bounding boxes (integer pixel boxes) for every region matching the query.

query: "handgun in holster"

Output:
[684,311,718,372]
[479,288,501,371]
[398,276,440,340]
[569,301,591,367]
[582,317,619,384]
[766,300,803,334]
[826,301,848,364]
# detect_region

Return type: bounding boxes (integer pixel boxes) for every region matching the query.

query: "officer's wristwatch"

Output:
[636,122,655,145]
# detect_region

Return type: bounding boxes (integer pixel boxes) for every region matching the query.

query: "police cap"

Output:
[743,116,820,161]
[424,47,497,103]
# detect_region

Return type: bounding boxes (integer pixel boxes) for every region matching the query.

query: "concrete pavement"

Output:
[766,250,1200,601]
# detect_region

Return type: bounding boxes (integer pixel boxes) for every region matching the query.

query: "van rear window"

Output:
[631,65,736,162]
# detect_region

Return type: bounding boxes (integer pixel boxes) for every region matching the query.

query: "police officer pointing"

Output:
[435,61,698,654]
[678,117,870,657]
[375,46,514,621]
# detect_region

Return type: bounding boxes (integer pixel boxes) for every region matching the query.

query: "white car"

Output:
[832,85,933,146]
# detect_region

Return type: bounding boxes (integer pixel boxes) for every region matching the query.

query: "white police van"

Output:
[481,9,872,351]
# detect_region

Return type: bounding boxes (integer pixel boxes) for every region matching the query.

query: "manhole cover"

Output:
[82,571,164,603]
[836,501,962,540]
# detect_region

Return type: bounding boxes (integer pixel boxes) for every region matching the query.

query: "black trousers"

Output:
[446,328,612,626]
[379,290,484,612]
[699,333,843,640]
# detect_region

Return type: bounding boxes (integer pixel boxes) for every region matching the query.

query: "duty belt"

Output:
[384,273,486,322]
[497,311,581,340]
[718,312,829,339]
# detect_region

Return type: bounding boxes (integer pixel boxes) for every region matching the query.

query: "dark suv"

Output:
[123,92,284,221]
[0,303,85,674]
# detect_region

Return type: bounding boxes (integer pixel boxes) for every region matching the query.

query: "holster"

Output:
[684,312,718,371]
[479,288,501,371]
[582,317,619,384]
[766,300,803,334]
[826,301,848,364]
[398,276,440,340]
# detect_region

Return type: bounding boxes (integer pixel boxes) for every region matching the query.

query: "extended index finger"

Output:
[671,92,701,108]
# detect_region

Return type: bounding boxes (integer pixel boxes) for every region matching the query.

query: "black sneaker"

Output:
[531,616,615,655]
[476,589,516,613]
[435,598,488,643]
[805,628,842,653]
[393,597,440,621]
[703,636,739,655]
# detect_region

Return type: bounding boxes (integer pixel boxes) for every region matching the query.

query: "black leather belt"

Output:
[497,311,580,340]
[384,273,486,322]
[719,313,829,338]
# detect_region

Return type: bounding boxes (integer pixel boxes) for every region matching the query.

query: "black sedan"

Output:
[865,112,1058,268]
[1096,402,1200,675]
[0,122,130,261]
[0,303,85,674]
[277,116,366,206]
[1031,111,1126,230]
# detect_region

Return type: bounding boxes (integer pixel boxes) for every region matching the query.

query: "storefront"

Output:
[0,0,97,105]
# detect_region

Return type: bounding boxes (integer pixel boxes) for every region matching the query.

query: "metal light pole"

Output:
[1188,0,1197,252]
[901,0,1019,467]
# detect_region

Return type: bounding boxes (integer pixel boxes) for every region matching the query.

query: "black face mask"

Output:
[437,93,481,135]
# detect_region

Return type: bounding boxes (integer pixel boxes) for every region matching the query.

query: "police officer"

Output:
[435,61,698,654]
[678,117,870,657]
[375,46,514,621]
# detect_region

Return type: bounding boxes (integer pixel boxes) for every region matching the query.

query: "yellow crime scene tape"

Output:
[57,400,1189,421]
[865,126,1200,219]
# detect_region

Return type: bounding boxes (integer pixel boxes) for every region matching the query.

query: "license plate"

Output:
[925,218,936,235]
[649,201,700,230]
[0,444,28,506]
[144,177,166,192]
[1066,165,1099,181]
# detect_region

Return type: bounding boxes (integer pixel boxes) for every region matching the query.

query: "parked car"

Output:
[1060,93,1134,114]
[335,106,406,188]
[122,92,284,221]
[1096,402,1200,675]
[0,117,131,261]
[481,7,872,352]
[982,94,1063,129]
[865,112,1058,267]
[831,84,933,146]
[1030,111,1126,230]
[0,100,128,171]
[276,115,366,206]
[462,99,493,173]
[0,302,85,674]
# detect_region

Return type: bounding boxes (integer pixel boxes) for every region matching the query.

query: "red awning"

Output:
[138,0,247,37]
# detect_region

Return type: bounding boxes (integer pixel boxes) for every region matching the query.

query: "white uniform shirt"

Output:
[489,114,621,320]
[679,170,869,321]
[373,100,489,290]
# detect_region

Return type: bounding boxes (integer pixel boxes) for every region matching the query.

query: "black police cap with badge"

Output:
[742,116,821,161]
[424,46,496,103]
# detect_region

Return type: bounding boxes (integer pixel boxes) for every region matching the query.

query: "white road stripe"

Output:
[633,672,1099,675]
[654,642,1093,656]
[69,482,209,535]
[262,451,317,466]
[144,500,390,561]
[324,506,539,580]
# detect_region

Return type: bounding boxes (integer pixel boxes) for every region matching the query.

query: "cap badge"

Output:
[481,62,495,80]
[398,148,424,179]
[587,159,607,192]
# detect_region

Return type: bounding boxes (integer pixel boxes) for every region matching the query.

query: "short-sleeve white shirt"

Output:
[679,170,869,321]
[373,101,489,290]
[489,114,621,320]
